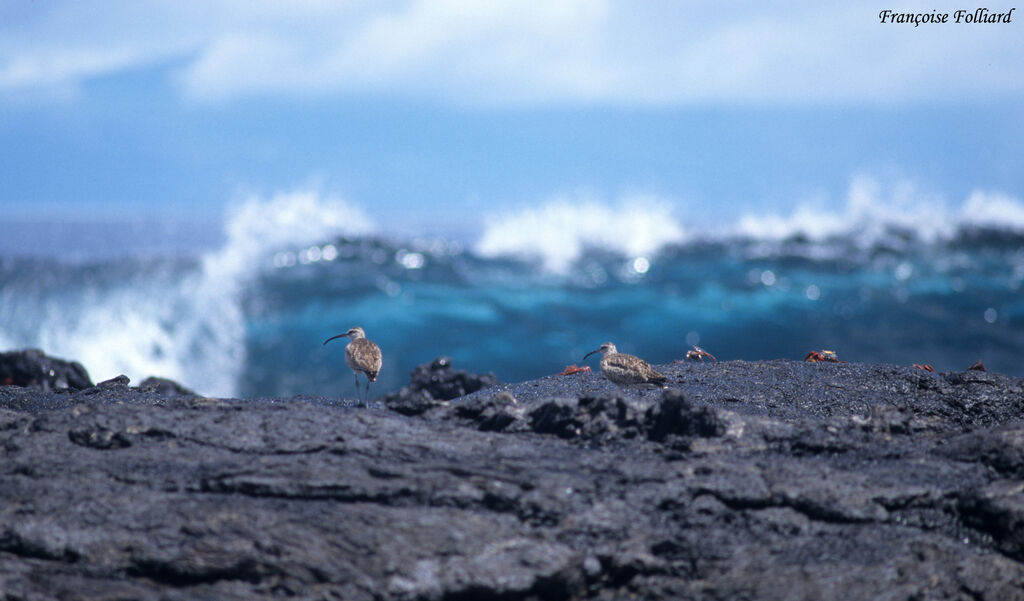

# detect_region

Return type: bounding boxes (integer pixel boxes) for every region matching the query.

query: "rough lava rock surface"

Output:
[381,356,498,416]
[2,351,1024,600]
[0,348,92,391]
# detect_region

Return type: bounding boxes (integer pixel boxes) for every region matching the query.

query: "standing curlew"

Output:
[323,326,382,401]
[583,342,667,388]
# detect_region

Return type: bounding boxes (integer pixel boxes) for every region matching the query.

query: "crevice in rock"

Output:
[0,530,80,563]
[127,557,272,587]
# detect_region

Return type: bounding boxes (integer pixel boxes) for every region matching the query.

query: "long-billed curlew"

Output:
[583,342,667,388]
[323,326,382,401]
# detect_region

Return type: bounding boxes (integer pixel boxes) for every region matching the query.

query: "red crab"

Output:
[558,364,592,376]
[912,364,935,372]
[804,350,844,363]
[679,346,717,363]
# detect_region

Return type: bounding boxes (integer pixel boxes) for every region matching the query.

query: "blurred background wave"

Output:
[2,184,1020,398]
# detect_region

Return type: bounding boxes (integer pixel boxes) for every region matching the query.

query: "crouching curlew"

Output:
[583,342,667,388]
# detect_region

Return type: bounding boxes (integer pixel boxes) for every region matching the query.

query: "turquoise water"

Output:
[2,193,1022,398]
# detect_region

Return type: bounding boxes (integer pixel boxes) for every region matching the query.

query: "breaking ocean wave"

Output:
[2,184,1022,398]
[475,194,687,273]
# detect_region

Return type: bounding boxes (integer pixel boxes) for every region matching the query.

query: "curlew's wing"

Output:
[346,339,383,380]
[603,353,667,385]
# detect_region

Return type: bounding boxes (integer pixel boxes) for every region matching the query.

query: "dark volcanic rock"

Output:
[0,348,92,391]
[137,376,197,397]
[381,356,498,415]
[2,359,1024,600]
[0,349,196,399]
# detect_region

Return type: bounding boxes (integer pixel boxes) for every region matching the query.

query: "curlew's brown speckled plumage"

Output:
[583,342,667,388]
[323,326,382,401]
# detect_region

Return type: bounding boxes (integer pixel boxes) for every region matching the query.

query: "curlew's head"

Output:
[583,342,618,361]
[323,326,367,346]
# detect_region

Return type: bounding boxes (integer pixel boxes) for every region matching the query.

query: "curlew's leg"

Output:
[352,373,361,401]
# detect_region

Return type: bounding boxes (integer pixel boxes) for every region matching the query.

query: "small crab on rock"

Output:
[558,364,592,376]
[686,346,717,362]
[804,350,844,363]
[676,346,717,363]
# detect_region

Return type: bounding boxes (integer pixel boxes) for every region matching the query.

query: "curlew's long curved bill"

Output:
[323,333,349,346]
[583,348,601,361]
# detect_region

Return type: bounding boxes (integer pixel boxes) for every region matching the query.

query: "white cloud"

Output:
[2,0,1022,105]
[0,2,203,98]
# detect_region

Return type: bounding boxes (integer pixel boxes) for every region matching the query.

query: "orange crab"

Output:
[804,350,843,363]
[912,364,935,372]
[558,364,592,376]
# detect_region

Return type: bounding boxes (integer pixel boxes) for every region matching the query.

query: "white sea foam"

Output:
[732,176,1001,246]
[4,189,375,397]
[36,278,225,393]
[474,194,687,273]
[0,332,14,354]
[205,189,375,282]
[960,190,1024,231]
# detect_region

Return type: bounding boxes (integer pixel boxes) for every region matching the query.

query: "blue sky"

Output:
[2,1,1023,239]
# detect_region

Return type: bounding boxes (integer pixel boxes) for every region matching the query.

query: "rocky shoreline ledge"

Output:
[2,350,1024,600]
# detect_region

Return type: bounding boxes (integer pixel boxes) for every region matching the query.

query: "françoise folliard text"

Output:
[878,8,1015,25]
